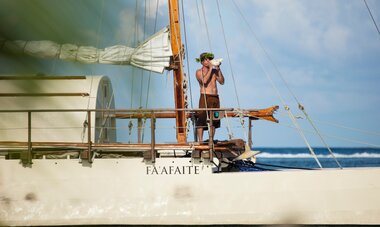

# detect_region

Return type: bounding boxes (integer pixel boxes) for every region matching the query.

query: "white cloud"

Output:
[116,8,143,45]
[279,67,332,87]
[249,0,354,58]
[116,0,168,45]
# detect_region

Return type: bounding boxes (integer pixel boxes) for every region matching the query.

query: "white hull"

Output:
[1,157,380,225]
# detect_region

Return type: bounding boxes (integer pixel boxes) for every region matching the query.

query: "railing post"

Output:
[87,110,92,163]
[23,111,33,165]
[248,118,253,148]
[138,118,142,144]
[151,112,156,163]
[208,111,214,160]
[191,112,198,142]
[28,111,32,155]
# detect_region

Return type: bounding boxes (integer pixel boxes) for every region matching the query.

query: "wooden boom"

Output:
[114,106,279,123]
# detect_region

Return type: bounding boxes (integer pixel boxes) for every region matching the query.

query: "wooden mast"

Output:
[168,0,187,143]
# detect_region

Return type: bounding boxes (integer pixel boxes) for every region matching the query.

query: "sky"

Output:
[0,0,379,147]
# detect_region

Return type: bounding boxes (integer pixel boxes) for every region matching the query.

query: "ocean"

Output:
[246,147,380,171]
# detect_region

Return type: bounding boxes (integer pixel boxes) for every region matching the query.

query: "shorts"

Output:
[196,94,221,130]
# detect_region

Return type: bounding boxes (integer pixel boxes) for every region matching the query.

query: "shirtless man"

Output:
[195,52,225,142]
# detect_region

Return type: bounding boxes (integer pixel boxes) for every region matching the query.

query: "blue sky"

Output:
[1,0,379,147]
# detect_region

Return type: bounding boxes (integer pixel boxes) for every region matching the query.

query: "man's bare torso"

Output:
[196,67,219,95]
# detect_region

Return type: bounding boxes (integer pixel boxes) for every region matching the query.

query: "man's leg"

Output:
[197,128,204,142]
[210,126,215,141]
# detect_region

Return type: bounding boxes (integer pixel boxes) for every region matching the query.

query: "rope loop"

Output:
[128,120,133,144]
[234,108,245,126]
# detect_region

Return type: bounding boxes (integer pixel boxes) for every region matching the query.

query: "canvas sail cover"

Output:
[0,27,172,73]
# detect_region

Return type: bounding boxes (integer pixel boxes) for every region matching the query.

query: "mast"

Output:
[168,0,187,143]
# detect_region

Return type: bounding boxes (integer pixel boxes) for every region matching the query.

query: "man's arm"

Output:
[196,67,213,85]
[215,66,225,85]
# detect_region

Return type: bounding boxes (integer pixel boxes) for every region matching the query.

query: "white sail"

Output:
[1,27,172,74]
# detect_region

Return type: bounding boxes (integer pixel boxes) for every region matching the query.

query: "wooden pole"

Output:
[168,0,187,143]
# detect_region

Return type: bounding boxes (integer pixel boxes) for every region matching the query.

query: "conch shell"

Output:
[210,58,223,66]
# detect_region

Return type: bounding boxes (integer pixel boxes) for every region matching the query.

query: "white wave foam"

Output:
[258,152,380,158]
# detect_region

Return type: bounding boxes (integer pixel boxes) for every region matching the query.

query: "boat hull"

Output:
[1,157,380,225]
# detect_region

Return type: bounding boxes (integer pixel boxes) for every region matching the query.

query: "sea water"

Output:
[253,147,380,170]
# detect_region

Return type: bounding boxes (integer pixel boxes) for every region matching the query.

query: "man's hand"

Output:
[215,62,222,70]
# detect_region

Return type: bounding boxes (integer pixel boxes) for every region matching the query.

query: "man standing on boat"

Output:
[195,52,225,142]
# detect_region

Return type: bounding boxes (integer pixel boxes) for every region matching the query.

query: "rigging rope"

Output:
[224,110,234,139]
[275,110,380,148]
[255,162,314,170]
[195,0,203,41]
[277,109,380,138]
[169,0,191,134]
[145,0,158,110]
[140,0,148,143]
[94,0,128,144]
[226,160,314,171]
[285,105,323,168]
[97,81,114,143]
[363,0,380,37]
[139,0,147,109]
[200,0,213,51]
[98,1,137,142]
[180,0,197,140]
[127,0,140,143]
[299,105,342,168]
[142,0,160,143]
[180,0,194,109]
[82,0,105,143]
[230,1,346,168]
[231,1,325,168]
[215,0,244,141]
[196,0,216,141]
[216,0,241,109]
[314,119,380,137]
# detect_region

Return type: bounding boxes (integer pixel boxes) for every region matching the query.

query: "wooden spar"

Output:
[168,0,187,143]
[113,106,279,123]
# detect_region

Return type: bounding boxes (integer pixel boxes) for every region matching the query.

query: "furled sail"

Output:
[0,27,172,73]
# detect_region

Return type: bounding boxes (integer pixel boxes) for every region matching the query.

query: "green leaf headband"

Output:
[195,52,214,63]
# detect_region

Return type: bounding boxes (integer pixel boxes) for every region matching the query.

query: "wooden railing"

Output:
[0,106,278,165]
